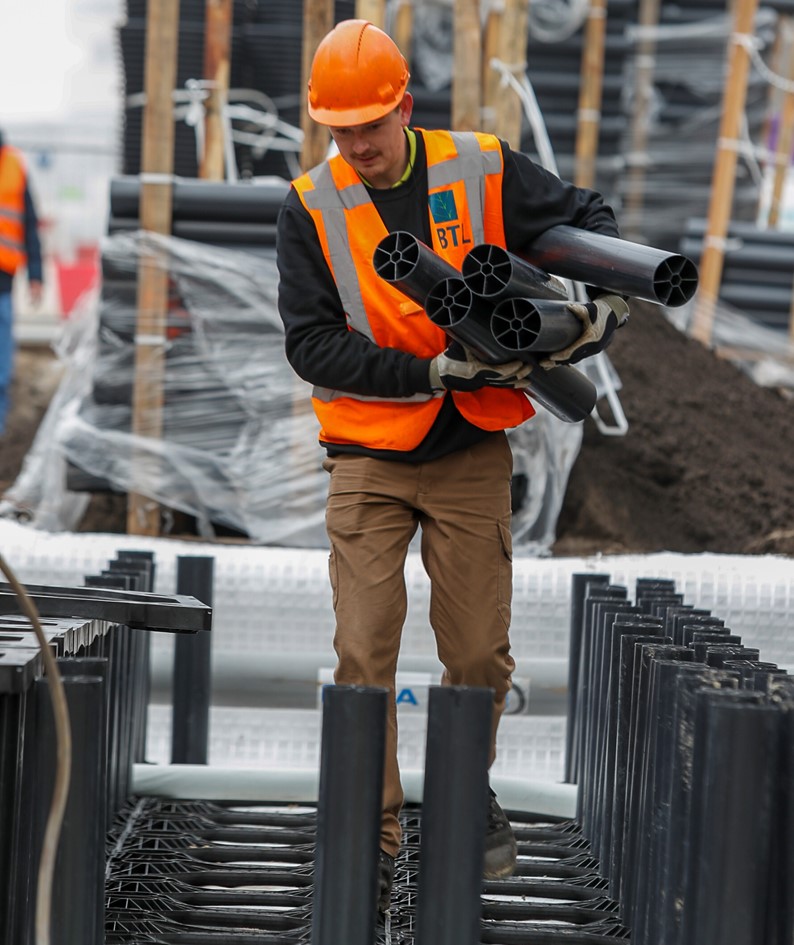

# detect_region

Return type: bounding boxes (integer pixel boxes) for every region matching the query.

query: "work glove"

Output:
[542,294,630,367]
[429,342,533,392]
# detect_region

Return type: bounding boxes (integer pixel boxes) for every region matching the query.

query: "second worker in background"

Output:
[276,19,628,913]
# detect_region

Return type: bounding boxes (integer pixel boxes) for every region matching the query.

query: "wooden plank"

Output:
[492,0,531,147]
[690,0,761,346]
[574,0,608,189]
[767,17,794,228]
[200,0,233,181]
[481,1,503,135]
[355,0,386,28]
[452,0,482,131]
[127,0,180,536]
[623,0,662,239]
[393,0,415,70]
[715,344,794,364]
[300,0,334,171]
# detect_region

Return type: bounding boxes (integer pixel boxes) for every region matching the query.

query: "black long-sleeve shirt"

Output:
[276,130,619,461]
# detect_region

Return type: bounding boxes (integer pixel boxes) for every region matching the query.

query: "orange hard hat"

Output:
[307,19,410,127]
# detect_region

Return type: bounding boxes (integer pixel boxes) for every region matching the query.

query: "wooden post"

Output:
[393,0,415,70]
[452,0,482,131]
[200,0,233,181]
[355,0,386,28]
[127,0,180,536]
[300,0,334,171]
[690,0,761,346]
[482,0,504,135]
[623,0,662,240]
[767,18,794,228]
[492,0,531,147]
[574,0,608,189]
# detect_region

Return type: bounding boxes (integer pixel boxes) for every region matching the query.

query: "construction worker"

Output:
[276,20,627,912]
[0,128,43,435]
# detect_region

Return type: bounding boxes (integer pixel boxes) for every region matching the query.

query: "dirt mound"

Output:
[2,309,793,558]
[552,300,794,557]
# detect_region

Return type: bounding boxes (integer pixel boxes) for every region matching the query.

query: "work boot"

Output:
[483,788,517,878]
[377,849,395,913]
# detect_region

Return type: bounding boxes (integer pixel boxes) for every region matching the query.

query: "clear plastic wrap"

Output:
[1,230,585,552]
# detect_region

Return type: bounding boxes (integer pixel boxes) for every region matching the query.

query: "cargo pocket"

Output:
[328,544,339,610]
[497,518,513,628]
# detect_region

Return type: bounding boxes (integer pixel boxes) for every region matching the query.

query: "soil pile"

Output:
[552,300,794,557]
[2,307,792,558]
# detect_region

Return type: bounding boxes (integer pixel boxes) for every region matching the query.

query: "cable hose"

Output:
[0,554,71,945]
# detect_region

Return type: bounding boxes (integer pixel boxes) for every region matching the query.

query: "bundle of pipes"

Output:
[373,227,698,423]
[680,218,794,333]
[107,175,289,251]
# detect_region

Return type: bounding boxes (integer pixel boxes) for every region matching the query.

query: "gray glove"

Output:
[542,294,629,366]
[429,343,533,392]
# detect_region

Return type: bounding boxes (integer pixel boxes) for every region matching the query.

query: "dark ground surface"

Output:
[2,304,793,557]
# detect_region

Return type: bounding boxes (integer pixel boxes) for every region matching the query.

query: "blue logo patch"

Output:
[428,190,458,224]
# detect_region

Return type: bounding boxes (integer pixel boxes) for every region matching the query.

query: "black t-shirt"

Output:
[276,130,619,462]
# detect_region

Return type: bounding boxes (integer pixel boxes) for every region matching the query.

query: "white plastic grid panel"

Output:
[146,704,567,782]
[1,521,792,669]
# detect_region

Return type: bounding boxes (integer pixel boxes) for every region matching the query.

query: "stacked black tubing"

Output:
[564,571,794,945]
[107,175,289,251]
[680,218,794,333]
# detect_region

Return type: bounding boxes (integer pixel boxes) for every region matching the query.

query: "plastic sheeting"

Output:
[1,230,584,552]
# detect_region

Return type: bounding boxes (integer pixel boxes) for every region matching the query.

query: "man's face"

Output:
[329,94,413,189]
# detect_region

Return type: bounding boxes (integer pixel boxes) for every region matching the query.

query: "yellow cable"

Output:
[0,553,72,945]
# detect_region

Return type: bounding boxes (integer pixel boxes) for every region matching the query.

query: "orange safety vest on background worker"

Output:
[292,129,535,452]
[0,146,28,277]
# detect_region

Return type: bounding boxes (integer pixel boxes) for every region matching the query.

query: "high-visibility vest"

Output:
[292,129,534,451]
[0,147,28,277]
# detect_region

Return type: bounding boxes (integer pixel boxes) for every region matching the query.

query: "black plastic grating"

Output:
[105,798,633,944]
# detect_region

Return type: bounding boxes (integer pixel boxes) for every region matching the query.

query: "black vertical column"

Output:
[311,684,388,945]
[565,573,610,783]
[171,555,214,764]
[415,685,493,945]
[28,671,106,945]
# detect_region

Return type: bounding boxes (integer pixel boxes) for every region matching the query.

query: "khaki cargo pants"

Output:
[322,432,516,857]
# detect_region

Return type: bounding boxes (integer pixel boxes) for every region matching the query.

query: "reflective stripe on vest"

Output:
[292,129,534,448]
[0,148,27,275]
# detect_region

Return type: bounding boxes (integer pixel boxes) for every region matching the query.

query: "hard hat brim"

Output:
[307,99,401,128]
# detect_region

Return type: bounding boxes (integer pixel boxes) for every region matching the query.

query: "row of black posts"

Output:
[0,551,213,945]
[311,683,493,945]
[565,572,793,945]
[310,572,792,945]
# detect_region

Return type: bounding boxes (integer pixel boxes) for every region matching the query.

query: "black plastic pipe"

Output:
[172,556,214,765]
[311,685,387,945]
[490,297,583,354]
[373,231,460,308]
[415,686,493,945]
[424,278,597,423]
[110,175,290,222]
[461,243,568,302]
[522,225,699,307]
